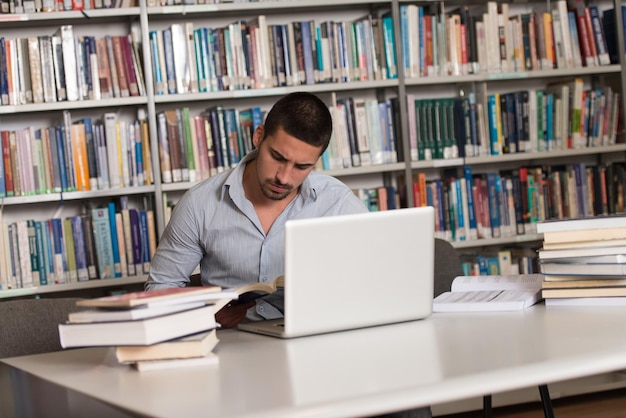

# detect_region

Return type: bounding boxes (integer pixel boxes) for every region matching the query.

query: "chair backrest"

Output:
[433,238,464,297]
[0,298,83,358]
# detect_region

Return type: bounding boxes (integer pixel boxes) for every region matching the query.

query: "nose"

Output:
[276,163,292,185]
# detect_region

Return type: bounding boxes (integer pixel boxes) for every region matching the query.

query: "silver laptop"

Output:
[238,206,435,338]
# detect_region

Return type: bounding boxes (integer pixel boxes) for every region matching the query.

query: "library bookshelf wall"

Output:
[0,0,625,297]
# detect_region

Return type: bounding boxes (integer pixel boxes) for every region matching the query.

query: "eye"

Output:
[295,164,313,171]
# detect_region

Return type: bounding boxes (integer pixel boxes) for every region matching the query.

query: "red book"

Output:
[112,36,130,97]
[193,115,210,181]
[121,35,139,96]
[1,130,13,197]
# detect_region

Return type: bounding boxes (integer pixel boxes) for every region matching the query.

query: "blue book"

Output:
[51,218,67,284]
[149,31,164,95]
[486,257,501,275]
[91,207,115,279]
[224,109,241,165]
[487,95,500,155]
[495,175,510,234]
[315,25,324,82]
[206,108,225,171]
[300,20,316,85]
[107,202,122,278]
[378,101,393,163]
[211,28,224,91]
[251,107,263,132]
[434,179,445,238]
[34,221,47,286]
[453,178,466,241]
[70,215,89,282]
[133,120,144,186]
[486,173,501,239]
[192,29,207,93]
[476,256,489,275]
[381,13,398,79]
[43,220,56,284]
[0,131,5,198]
[545,93,554,150]
[162,28,177,95]
[467,93,479,157]
[463,166,477,240]
[27,220,41,287]
[203,28,217,92]
[0,40,8,105]
[335,22,349,82]
[417,6,424,75]
[54,126,69,192]
[400,5,411,77]
[568,12,582,65]
[139,210,150,274]
[588,5,611,65]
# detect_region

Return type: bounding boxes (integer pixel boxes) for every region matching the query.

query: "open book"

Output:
[433,274,544,312]
[213,275,285,311]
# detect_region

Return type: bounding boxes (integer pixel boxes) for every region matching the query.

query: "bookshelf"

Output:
[1,0,626,296]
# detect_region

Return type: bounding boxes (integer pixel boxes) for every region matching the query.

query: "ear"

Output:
[252,125,265,148]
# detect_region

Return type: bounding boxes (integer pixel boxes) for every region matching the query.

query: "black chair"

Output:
[0,297,83,358]
[432,239,554,418]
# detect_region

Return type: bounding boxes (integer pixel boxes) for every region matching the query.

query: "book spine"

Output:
[79,214,97,279]
[70,215,88,281]
[62,218,77,283]
[26,220,40,286]
[51,218,67,284]
[91,207,114,279]
[30,221,46,286]
[129,208,142,275]
[107,201,122,278]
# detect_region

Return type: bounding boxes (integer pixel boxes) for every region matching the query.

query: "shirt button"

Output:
[261,277,268,283]
[259,306,264,311]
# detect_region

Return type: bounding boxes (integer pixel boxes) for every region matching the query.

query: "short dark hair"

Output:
[263,92,333,154]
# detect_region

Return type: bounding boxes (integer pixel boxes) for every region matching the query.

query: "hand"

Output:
[215,300,256,329]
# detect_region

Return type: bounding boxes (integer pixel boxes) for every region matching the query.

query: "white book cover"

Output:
[185,22,199,93]
[103,112,121,188]
[60,26,79,101]
[38,36,57,103]
[171,23,191,94]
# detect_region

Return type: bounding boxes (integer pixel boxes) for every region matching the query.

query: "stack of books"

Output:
[537,216,626,306]
[58,286,238,371]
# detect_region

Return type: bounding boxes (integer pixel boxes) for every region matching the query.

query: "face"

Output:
[252,126,322,201]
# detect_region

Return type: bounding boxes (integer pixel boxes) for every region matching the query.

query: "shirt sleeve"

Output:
[145,192,204,290]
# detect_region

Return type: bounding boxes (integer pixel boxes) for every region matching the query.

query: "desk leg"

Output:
[482,395,492,418]
[538,385,554,418]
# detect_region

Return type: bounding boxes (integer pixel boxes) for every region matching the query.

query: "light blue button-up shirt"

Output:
[146,150,368,318]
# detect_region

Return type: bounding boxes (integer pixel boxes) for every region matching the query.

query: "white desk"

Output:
[3,305,626,418]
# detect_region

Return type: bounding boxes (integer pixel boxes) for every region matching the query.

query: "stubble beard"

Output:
[261,178,293,201]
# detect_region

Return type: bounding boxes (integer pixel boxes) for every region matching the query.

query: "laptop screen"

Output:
[281,207,435,337]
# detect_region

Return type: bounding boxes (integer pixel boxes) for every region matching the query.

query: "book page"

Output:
[433,289,541,312]
[450,274,544,292]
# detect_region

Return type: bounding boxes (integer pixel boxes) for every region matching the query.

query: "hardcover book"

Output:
[58,305,219,348]
[68,301,206,323]
[116,329,218,363]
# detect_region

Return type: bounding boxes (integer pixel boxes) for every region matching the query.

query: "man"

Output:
[145,92,368,326]
[146,92,432,418]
